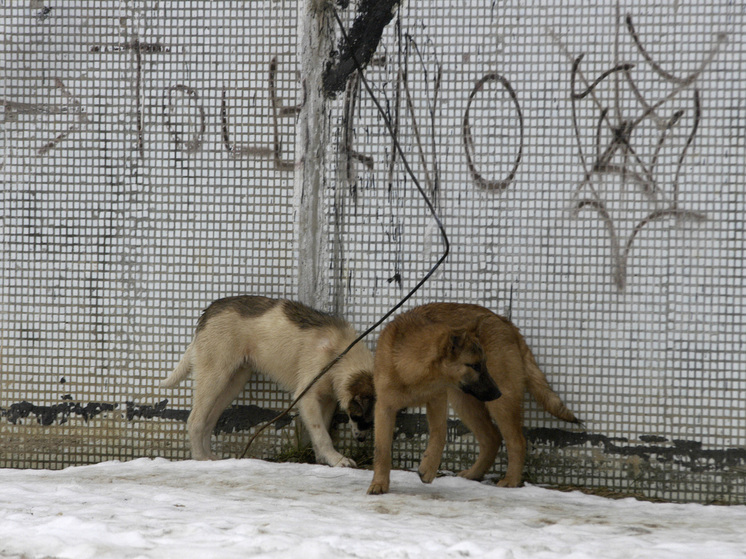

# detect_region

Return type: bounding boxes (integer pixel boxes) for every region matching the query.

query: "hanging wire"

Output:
[239,5,449,459]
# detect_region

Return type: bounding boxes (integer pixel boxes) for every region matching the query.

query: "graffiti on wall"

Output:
[332,20,525,305]
[1,78,89,159]
[551,6,726,290]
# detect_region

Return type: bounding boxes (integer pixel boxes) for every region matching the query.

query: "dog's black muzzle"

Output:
[459,369,502,402]
[349,415,374,442]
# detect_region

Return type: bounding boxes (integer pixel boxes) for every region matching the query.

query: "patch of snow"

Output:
[1,458,745,559]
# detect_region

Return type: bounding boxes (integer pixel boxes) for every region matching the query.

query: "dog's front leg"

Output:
[297,394,356,468]
[367,401,397,495]
[417,392,448,484]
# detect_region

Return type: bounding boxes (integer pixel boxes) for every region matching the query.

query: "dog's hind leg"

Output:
[488,397,525,487]
[297,391,355,468]
[188,367,251,460]
[448,388,501,481]
[417,392,449,484]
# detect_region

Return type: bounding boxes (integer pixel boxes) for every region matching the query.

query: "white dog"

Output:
[161,296,375,466]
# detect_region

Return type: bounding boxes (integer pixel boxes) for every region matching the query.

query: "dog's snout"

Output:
[349,416,373,442]
[460,369,501,402]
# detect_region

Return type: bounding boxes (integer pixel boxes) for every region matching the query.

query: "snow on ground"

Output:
[1,458,745,559]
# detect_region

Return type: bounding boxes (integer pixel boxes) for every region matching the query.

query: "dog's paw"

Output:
[333,456,357,468]
[192,453,221,461]
[496,477,522,488]
[322,454,357,468]
[457,468,484,481]
[417,468,437,484]
[367,482,389,495]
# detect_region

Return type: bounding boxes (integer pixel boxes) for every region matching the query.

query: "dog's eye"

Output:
[467,363,482,372]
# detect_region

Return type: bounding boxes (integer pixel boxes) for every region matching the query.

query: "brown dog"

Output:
[416,303,580,488]
[367,306,502,495]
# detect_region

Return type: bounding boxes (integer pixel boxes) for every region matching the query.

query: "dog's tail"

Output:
[522,339,580,424]
[160,342,194,388]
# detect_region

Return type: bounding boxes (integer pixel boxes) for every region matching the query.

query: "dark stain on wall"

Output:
[2,399,115,426]
[527,427,746,473]
[213,404,296,434]
[0,399,295,434]
[393,411,471,440]
[3,401,744,473]
[126,400,189,423]
[126,400,296,433]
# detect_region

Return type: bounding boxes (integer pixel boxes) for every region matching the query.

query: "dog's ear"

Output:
[473,315,489,337]
[448,330,469,356]
[353,393,374,414]
[349,393,375,430]
[348,397,363,416]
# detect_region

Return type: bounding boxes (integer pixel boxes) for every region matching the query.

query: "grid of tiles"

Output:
[1,1,744,504]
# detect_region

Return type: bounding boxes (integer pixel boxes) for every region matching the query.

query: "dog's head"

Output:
[344,370,376,441]
[441,329,501,402]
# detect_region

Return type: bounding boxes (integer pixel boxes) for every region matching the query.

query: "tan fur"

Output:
[161,296,375,466]
[414,303,580,488]
[367,306,501,495]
